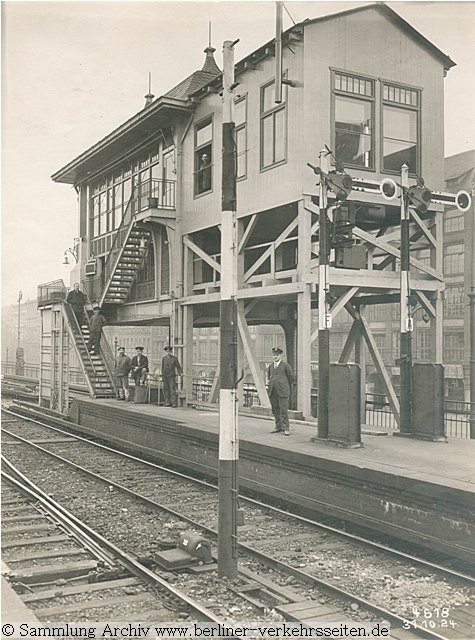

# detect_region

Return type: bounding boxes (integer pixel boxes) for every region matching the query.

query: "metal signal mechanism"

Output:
[380,178,398,200]
[307,163,353,202]
[430,189,472,212]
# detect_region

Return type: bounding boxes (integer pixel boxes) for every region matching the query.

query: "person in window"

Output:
[131,346,149,386]
[267,347,296,436]
[87,306,107,353]
[197,153,211,193]
[161,346,183,407]
[67,283,86,327]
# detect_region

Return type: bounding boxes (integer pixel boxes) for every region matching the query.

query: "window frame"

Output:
[194,115,214,197]
[234,95,248,181]
[381,79,421,176]
[259,77,287,172]
[331,69,376,172]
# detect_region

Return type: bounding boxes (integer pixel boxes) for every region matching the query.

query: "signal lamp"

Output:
[456,190,471,213]
[380,178,398,200]
[407,186,432,215]
[326,172,353,202]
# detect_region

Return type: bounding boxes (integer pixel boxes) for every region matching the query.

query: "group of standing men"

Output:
[113,344,182,407]
[66,285,296,430]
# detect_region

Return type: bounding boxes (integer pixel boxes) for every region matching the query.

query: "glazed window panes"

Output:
[445,285,465,318]
[235,97,247,180]
[236,127,247,179]
[335,96,373,167]
[335,73,373,97]
[416,330,430,360]
[444,243,464,275]
[444,333,464,362]
[444,210,464,233]
[260,79,286,169]
[382,83,420,173]
[383,84,418,107]
[196,121,212,147]
[195,118,213,195]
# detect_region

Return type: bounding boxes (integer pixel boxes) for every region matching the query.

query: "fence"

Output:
[2,363,473,438]
[37,279,67,307]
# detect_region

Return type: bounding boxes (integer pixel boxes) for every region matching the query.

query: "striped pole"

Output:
[218,40,238,578]
[399,163,413,434]
[317,150,331,439]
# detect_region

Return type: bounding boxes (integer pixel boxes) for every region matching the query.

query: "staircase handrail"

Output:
[80,281,117,394]
[60,302,98,398]
[99,188,137,306]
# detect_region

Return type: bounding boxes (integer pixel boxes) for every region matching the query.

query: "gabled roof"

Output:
[445,150,475,181]
[302,3,455,71]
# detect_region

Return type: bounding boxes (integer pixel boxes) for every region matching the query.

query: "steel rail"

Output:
[3,405,473,584]
[1,455,222,624]
[2,426,456,639]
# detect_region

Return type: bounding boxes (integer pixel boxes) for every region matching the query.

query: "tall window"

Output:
[194,117,213,195]
[415,330,430,361]
[444,243,464,275]
[382,83,420,173]
[235,96,247,179]
[260,79,286,169]
[444,210,464,234]
[444,333,464,362]
[333,72,374,169]
[445,285,465,318]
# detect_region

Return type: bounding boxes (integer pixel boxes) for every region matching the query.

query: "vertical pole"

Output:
[469,288,475,438]
[219,39,238,579]
[274,2,283,104]
[317,151,330,438]
[17,290,22,349]
[399,164,413,434]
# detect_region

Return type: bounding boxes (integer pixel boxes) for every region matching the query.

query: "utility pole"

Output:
[218,39,238,579]
[399,164,413,434]
[17,290,22,349]
[317,150,331,438]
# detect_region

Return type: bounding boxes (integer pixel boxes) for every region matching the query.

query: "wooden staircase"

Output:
[62,303,116,399]
[100,226,152,306]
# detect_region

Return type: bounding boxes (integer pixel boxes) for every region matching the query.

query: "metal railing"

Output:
[2,361,85,386]
[445,400,475,439]
[135,178,176,211]
[37,279,67,307]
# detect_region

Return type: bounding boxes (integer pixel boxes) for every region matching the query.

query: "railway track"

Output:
[1,464,225,625]
[2,405,475,638]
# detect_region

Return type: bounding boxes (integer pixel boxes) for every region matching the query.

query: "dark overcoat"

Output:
[267,361,296,398]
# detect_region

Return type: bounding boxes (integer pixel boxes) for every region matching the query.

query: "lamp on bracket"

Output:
[63,238,80,265]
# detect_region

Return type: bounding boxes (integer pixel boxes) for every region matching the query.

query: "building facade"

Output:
[49,3,463,419]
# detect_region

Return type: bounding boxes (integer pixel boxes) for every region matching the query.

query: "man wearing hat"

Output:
[131,346,149,386]
[87,306,107,354]
[114,346,132,401]
[161,346,183,407]
[267,347,296,436]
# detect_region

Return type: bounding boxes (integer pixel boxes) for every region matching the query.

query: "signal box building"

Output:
[48,3,460,420]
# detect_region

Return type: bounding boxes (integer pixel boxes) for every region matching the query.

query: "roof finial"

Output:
[144,71,154,106]
[202,23,221,75]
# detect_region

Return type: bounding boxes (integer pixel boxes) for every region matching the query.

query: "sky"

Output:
[2,0,475,306]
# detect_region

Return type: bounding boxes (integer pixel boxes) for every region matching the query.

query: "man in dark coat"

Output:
[267,347,296,436]
[161,346,182,407]
[67,283,86,326]
[114,347,132,401]
[87,306,107,353]
[131,346,149,386]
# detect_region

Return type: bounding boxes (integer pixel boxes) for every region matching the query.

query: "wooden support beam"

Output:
[338,321,359,363]
[352,227,443,280]
[237,303,271,408]
[409,208,437,247]
[238,214,258,254]
[244,217,298,282]
[415,291,436,318]
[330,286,359,319]
[183,236,221,273]
[345,302,400,426]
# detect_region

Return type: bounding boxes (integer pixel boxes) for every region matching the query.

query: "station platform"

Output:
[2,562,41,634]
[51,398,475,565]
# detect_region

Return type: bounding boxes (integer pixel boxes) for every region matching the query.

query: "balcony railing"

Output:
[134,179,175,212]
[37,279,67,307]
